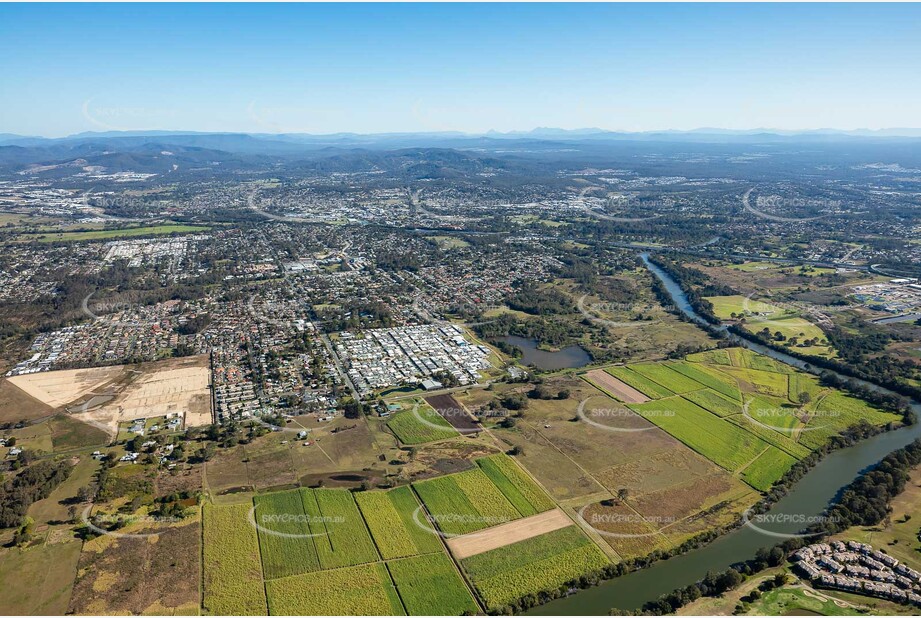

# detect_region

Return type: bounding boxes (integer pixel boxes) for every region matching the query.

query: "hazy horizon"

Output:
[2,3,921,138]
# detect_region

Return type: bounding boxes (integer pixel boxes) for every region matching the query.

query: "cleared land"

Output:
[68,518,201,615]
[425,394,481,433]
[8,365,125,409]
[585,368,650,403]
[446,508,572,559]
[76,355,212,436]
[0,378,55,423]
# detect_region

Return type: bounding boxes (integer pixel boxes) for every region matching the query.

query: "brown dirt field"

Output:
[446,508,574,559]
[580,500,669,559]
[73,355,212,436]
[68,518,201,615]
[425,393,481,432]
[7,365,126,409]
[0,378,55,423]
[593,447,720,497]
[584,369,649,403]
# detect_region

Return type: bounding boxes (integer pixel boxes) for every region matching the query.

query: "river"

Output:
[527,253,921,615]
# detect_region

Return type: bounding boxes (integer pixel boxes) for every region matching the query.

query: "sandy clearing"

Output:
[71,357,212,436]
[446,508,573,559]
[585,369,649,404]
[8,366,126,409]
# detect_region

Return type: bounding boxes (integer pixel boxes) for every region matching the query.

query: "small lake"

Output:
[502,336,591,370]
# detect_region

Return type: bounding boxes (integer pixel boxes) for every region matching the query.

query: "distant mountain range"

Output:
[2,127,920,179]
[3,127,921,148]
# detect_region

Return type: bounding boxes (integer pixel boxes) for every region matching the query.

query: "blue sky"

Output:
[2,3,920,137]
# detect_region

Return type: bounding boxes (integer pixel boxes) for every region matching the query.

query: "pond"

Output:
[502,335,591,370]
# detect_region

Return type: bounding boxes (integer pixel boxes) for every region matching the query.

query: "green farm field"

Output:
[265,562,404,615]
[386,403,458,444]
[460,526,609,611]
[413,467,521,536]
[20,224,210,243]
[355,486,443,560]
[387,553,479,615]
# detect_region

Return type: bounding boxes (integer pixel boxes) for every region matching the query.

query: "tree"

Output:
[798,391,812,405]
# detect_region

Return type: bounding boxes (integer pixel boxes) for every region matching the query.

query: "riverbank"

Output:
[523,255,921,615]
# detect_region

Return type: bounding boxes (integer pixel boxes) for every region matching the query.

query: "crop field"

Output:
[747,394,802,432]
[203,503,268,615]
[627,396,773,472]
[356,486,443,560]
[305,488,380,569]
[413,467,521,535]
[387,404,458,444]
[799,391,901,450]
[725,413,811,459]
[387,553,479,615]
[265,562,405,615]
[789,372,825,401]
[446,508,574,559]
[741,448,799,491]
[681,388,742,417]
[475,454,555,516]
[629,362,708,394]
[687,348,732,365]
[585,368,650,403]
[705,294,781,319]
[603,365,672,399]
[253,489,321,578]
[460,526,609,611]
[665,360,741,400]
[718,365,790,397]
[22,223,210,243]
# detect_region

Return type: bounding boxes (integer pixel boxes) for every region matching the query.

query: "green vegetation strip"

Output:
[265,562,405,615]
[387,404,458,444]
[461,526,609,611]
[23,224,210,243]
[356,486,443,560]
[202,503,268,615]
[387,553,479,615]
[476,454,555,517]
[604,366,675,399]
